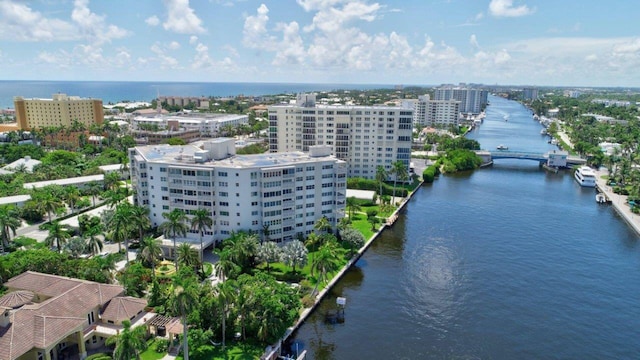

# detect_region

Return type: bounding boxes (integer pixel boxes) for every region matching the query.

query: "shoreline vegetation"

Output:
[2,85,640,359]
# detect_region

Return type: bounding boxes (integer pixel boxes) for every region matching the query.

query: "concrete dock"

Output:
[594,169,640,236]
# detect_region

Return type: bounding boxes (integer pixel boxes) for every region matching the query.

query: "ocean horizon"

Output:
[0,80,406,109]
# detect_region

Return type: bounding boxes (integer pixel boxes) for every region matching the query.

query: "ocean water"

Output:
[0,81,395,109]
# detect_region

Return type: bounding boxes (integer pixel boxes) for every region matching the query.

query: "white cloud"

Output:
[489,0,534,18]
[475,12,484,21]
[71,0,128,44]
[493,49,511,64]
[302,0,381,33]
[163,0,205,34]
[150,43,180,68]
[585,54,598,62]
[190,42,238,73]
[168,41,181,50]
[0,0,76,41]
[470,34,480,49]
[296,0,343,12]
[189,36,198,45]
[145,16,160,26]
[0,0,127,43]
[272,21,306,66]
[243,3,273,48]
[222,45,239,58]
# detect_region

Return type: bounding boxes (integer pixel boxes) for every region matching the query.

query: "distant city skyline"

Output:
[0,0,637,87]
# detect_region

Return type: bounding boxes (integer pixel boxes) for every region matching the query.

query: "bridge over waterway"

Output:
[475,150,587,167]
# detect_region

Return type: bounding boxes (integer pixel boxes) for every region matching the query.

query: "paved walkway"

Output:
[594,168,640,235]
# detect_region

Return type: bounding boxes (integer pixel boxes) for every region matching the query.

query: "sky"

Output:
[0,0,638,87]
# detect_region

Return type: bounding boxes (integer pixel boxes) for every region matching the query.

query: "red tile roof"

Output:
[0,272,147,360]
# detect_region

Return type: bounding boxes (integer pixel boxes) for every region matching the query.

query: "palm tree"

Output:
[304,232,322,252]
[84,225,104,255]
[314,216,332,234]
[310,242,339,295]
[110,203,133,263]
[256,241,281,273]
[177,243,200,272]
[376,165,388,197]
[63,186,81,215]
[170,277,198,360]
[138,236,163,277]
[391,160,408,204]
[130,205,151,244]
[190,208,212,273]
[337,216,352,233]
[0,205,21,253]
[345,196,361,218]
[86,181,102,207]
[214,281,236,350]
[39,192,63,224]
[225,232,259,271]
[280,240,308,273]
[45,221,71,253]
[160,209,188,269]
[106,320,147,360]
[214,249,240,281]
[104,171,121,192]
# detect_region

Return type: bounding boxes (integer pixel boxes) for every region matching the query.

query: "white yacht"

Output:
[496,144,509,150]
[574,166,597,187]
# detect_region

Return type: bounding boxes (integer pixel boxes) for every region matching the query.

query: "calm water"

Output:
[290,96,640,359]
[0,81,393,109]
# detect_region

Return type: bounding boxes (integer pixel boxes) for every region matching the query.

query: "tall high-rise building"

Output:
[412,95,461,127]
[130,138,346,246]
[13,93,104,130]
[522,88,539,101]
[434,87,488,114]
[268,94,413,180]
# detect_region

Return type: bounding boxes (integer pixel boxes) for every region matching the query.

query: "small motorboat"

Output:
[496,144,508,150]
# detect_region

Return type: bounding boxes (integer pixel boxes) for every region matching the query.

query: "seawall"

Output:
[263,181,423,359]
[594,169,640,236]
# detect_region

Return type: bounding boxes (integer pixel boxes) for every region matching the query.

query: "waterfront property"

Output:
[130,138,347,247]
[267,93,413,180]
[0,271,151,360]
[410,94,461,127]
[434,86,488,115]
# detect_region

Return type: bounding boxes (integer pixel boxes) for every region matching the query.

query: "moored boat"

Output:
[574,166,596,187]
[496,144,508,150]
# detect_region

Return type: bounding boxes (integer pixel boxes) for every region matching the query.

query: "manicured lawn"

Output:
[140,339,165,360]
[175,343,263,360]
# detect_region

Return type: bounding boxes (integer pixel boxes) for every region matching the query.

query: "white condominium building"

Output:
[13,93,104,130]
[130,138,346,245]
[131,113,248,137]
[434,87,488,115]
[268,94,413,180]
[412,95,461,127]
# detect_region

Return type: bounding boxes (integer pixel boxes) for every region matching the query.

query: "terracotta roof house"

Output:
[0,272,152,360]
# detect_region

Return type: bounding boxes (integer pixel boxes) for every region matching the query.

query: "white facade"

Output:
[131,114,248,137]
[434,87,488,114]
[130,139,346,245]
[268,94,413,180]
[412,95,460,127]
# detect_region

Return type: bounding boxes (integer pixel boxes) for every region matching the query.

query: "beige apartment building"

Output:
[13,93,104,130]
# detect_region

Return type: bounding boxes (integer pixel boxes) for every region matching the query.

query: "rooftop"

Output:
[23,174,104,189]
[135,142,343,168]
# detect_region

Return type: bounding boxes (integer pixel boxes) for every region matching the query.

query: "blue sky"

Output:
[0,0,638,87]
